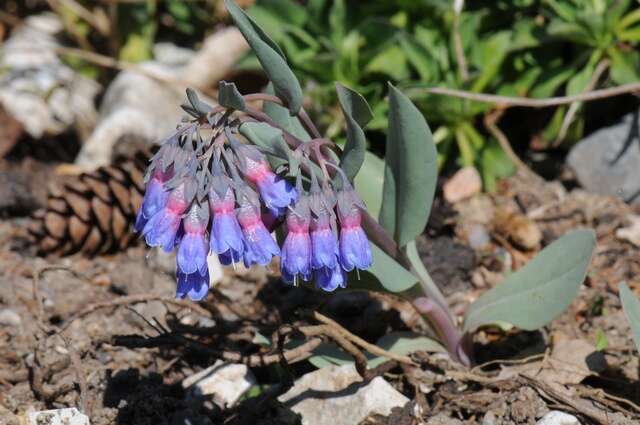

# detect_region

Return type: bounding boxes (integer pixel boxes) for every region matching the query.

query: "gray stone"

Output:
[278,364,409,425]
[568,110,640,203]
[182,360,256,408]
[536,411,580,425]
[27,408,90,425]
[0,309,21,327]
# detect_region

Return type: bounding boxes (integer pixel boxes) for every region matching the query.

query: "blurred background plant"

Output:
[4,0,639,190]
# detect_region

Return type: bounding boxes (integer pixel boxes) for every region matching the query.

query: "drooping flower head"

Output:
[177,202,209,275]
[176,268,210,301]
[336,183,372,272]
[280,196,312,283]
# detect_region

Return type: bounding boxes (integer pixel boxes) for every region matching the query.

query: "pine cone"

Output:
[29,151,150,256]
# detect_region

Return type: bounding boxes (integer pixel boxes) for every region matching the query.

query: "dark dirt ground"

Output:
[1,165,640,425]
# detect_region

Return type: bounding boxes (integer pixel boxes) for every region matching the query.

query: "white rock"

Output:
[182,360,256,408]
[0,309,21,327]
[27,408,90,425]
[536,411,580,425]
[278,364,409,425]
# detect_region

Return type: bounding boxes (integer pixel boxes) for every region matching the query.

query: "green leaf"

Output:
[225,0,303,114]
[619,282,640,353]
[350,244,417,293]
[308,331,444,369]
[218,81,246,111]
[336,83,372,181]
[463,229,595,333]
[379,84,437,248]
[354,152,384,218]
[263,83,311,142]
[364,45,409,80]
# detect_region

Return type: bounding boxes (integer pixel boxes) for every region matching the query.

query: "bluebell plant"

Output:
[134,94,372,301]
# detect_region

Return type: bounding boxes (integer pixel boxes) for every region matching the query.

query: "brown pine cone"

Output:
[28,151,150,256]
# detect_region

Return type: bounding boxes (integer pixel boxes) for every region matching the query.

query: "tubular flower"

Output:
[337,189,372,272]
[209,185,244,265]
[177,203,209,275]
[315,263,347,292]
[135,168,172,232]
[142,183,188,252]
[176,268,210,301]
[310,210,339,270]
[280,199,312,283]
[244,156,297,215]
[237,198,280,267]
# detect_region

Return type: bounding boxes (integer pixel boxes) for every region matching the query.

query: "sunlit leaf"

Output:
[619,282,640,353]
[463,229,595,333]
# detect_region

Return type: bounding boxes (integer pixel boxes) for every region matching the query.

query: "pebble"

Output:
[278,364,409,425]
[26,408,90,425]
[536,411,580,425]
[443,166,482,203]
[0,309,21,327]
[182,360,256,409]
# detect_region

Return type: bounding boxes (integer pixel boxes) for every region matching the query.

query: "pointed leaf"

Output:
[619,282,640,353]
[225,0,303,113]
[349,244,417,293]
[308,331,443,369]
[185,88,213,115]
[263,83,311,141]
[218,81,246,111]
[463,229,596,333]
[336,83,372,181]
[379,84,437,247]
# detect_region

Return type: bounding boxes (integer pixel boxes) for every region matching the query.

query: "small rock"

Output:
[467,224,491,250]
[0,308,21,327]
[616,214,640,247]
[182,360,256,408]
[27,408,90,425]
[443,166,482,203]
[536,411,580,425]
[278,364,409,425]
[567,109,640,204]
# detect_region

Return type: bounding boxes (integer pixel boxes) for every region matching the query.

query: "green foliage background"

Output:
[25,0,640,190]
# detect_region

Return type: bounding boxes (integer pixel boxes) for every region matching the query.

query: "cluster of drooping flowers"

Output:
[135,108,372,301]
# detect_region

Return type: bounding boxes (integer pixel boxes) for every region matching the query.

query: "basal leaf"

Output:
[463,229,596,333]
[619,282,640,353]
[224,0,303,113]
[308,331,443,369]
[379,84,437,247]
[336,83,372,181]
[218,81,246,111]
[354,152,384,218]
[349,244,417,293]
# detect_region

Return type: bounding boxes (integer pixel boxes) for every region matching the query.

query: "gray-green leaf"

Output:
[239,122,298,174]
[263,83,311,141]
[224,0,303,114]
[619,282,640,353]
[463,229,596,333]
[308,331,444,369]
[379,84,437,247]
[218,81,246,111]
[354,151,384,218]
[336,83,372,181]
[349,244,417,293]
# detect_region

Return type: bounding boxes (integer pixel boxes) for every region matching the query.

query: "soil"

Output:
[1,168,640,425]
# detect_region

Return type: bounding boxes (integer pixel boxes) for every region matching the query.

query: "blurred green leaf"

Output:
[225,0,303,113]
[379,84,437,248]
[463,229,595,333]
[620,282,640,353]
